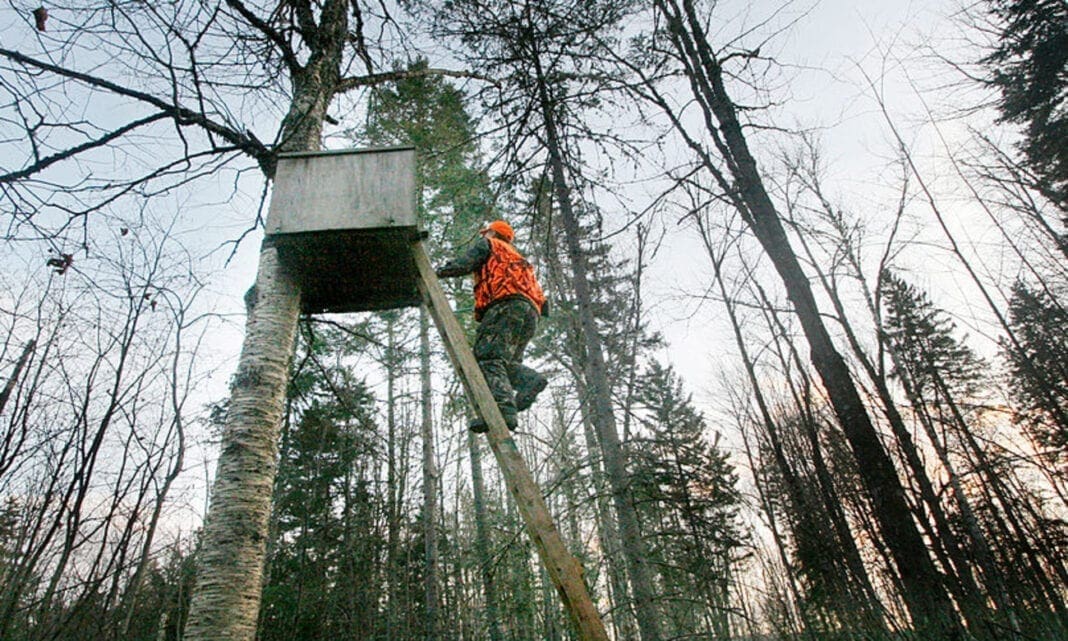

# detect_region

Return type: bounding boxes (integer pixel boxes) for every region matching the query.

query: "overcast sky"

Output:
[1,0,1019,511]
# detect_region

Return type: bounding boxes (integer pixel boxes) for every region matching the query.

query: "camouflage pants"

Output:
[474,298,540,420]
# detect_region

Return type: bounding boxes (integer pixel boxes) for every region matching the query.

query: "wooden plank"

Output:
[412,243,610,641]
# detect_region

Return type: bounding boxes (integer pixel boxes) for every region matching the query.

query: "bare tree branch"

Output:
[336,66,493,93]
[0,47,272,170]
[1,114,168,184]
[224,0,302,74]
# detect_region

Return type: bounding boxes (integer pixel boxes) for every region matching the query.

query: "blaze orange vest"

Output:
[474,238,546,319]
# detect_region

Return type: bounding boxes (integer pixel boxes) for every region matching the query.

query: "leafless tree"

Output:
[0,218,208,641]
[605,1,962,634]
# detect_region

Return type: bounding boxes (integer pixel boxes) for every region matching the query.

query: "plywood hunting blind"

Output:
[265,146,421,314]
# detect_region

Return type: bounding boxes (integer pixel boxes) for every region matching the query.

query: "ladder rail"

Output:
[412,242,610,641]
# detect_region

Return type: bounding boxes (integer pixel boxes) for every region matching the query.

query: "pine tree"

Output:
[880,272,987,405]
[982,0,1068,208]
[628,362,744,639]
[879,271,1055,637]
[430,2,663,639]
[646,3,961,632]
[363,57,494,250]
[361,59,501,639]
[260,326,380,641]
[1003,281,1068,459]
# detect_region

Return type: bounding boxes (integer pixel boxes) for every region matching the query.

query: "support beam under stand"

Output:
[412,242,610,641]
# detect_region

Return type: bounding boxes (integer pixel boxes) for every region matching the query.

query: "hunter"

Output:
[436,220,548,432]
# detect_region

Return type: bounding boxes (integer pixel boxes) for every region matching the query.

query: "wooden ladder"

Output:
[413,242,610,641]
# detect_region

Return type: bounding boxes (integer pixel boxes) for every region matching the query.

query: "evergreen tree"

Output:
[360,58,510,639]
[628,362,745,639]
[1004,280,1068,459]
[880,271,987,405]
[363,57,494,252]
[879,271,1068,637]
[879,271,1001,627]
[260,326,380,641]
[756,411,871,631]
[645,4,961,632]
[982,0,1068,208]
[430,3,662,638]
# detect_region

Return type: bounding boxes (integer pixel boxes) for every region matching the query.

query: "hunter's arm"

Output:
[435,238,490,278]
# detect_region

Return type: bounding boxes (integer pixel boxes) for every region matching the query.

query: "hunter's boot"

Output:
[515,370,548,412]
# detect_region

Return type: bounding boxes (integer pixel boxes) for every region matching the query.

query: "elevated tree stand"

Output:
[186,147,609,641]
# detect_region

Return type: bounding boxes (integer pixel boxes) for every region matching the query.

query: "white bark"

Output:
[184,246,301,641]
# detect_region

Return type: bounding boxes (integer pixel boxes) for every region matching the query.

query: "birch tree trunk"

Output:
[183,245,302,641]
[184,16,341,635]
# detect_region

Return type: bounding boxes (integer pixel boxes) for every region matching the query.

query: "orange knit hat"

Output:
[480,220,514,242]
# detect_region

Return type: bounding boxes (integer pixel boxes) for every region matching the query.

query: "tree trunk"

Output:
[577,375,640,640]
[185,31,339,636]
[531,56,663,641]
[537,190,638,640]
[750,275,888,629]
[183,245,301,641]
[385,313,402,641]
[420,308,439,641]
[468,428,504,641]
[0,340,34,418]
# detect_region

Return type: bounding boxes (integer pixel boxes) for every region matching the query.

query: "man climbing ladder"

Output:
[435,220,549,432]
